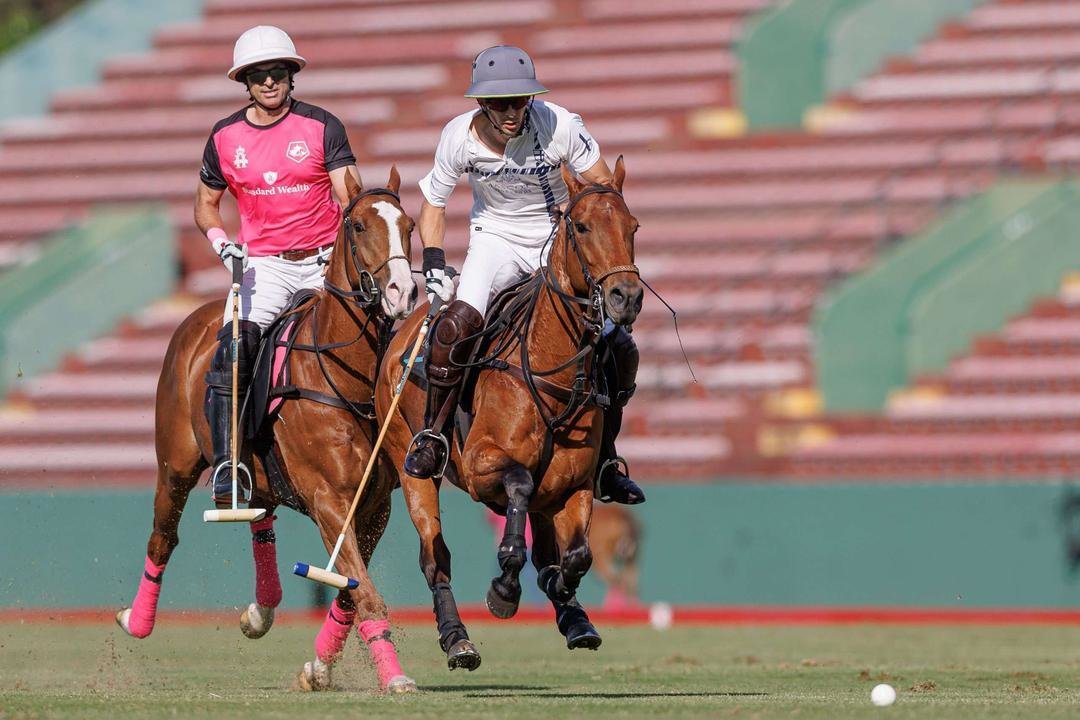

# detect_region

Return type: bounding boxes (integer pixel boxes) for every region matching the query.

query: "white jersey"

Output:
[419,100,601,246]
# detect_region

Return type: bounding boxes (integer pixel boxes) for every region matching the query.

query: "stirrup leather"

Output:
[594,454,630,502]
[210,460,255,503]
[405,429,451,480]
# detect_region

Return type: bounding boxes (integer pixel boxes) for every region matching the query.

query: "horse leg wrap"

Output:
[357,619,406,690]
[560,544,592,591]
[554,597,593,638]
[433,582,469,650]
[250,515,282,608]
[538,565,575,605]
[126,556,166,638]
[314,597,356,664]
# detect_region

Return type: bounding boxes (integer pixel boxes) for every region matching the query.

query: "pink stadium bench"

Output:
[967,2,1080,33]
[584,0,771,21]
[532,18,741,54]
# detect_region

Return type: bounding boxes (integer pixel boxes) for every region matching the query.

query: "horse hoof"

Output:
[296,659,332,691]
[446,639,482,671]
[115,608,150,639]
[485,585,519,619]
[566,624,603,651]
[240,602,275,639]
[115,608,132,635]
[386,675,419,694]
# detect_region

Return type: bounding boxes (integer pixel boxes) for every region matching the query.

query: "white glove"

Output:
[218,241,248,273]
[424,267,454,307]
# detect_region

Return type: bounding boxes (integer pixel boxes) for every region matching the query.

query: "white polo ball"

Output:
[870,683,896,707]
[648,601,673,630]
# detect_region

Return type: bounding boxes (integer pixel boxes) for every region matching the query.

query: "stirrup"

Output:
[209,460,255,504]
[405,429,450,479]
[595,455,630,502]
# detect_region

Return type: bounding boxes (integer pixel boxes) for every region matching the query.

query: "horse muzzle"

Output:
[604,281,643,325]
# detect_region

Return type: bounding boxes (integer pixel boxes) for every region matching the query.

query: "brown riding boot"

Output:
[404,300,485,478]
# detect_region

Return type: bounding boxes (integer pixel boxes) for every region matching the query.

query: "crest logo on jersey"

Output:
[263,171,278,185]
[233,146,248,169]
[286,140,310,163]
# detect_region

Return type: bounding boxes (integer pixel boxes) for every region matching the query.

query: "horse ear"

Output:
[612,155,626,193]
[561,163,582,198]
[387,164,401,194]
[345,170,363,199]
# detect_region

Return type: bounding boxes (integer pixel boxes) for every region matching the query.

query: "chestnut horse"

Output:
[116,169,420,693]
[376,158,642,669]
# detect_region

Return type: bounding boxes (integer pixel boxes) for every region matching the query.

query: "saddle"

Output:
[404,272,610,453]
[239,287,384,513]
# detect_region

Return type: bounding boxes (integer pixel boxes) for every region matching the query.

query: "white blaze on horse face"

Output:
[373,200,416,319]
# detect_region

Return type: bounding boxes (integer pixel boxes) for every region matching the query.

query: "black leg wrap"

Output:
[539,566,602,649]
[433,582,481,670]
[538,565,574,605]
[432,582,468,651]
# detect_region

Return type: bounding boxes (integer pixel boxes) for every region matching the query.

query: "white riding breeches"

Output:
[220,248,333,329]
[455,231,550,316]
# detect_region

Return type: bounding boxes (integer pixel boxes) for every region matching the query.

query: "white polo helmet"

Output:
[228,25,306,81]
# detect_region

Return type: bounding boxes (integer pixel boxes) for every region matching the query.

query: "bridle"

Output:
[545,183,640,329]
[323,187,410,308]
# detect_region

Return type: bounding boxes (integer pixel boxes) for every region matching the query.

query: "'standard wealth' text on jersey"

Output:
[200,100,355,256]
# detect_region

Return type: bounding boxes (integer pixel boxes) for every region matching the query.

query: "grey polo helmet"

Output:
[464,46,548,98]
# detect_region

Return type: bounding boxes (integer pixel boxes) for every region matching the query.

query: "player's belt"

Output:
[274,242,333,261]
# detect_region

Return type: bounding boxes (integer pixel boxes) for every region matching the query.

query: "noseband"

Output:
[549,184,640,324]
[325,187,410,307]
[562,184,639,289]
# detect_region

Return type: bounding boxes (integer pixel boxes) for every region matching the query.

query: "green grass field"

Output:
[2,618,1079,719]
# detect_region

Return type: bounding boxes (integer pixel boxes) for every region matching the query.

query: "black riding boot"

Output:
[596,325,645,505]
[204,320,261,504]
[404,300,485,479]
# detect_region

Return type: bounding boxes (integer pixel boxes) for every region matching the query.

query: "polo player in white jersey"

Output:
[404,45,644,505]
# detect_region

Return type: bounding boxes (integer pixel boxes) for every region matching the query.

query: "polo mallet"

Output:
[204,257,265,524]
[294,296,444,589]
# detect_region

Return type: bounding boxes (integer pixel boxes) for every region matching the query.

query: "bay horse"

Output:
[116,168,420,693]
[375,158,642,669]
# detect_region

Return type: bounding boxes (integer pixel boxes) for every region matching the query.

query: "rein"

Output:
[279,187,407,420]
[456,184,639,477]
[323,187,409,308]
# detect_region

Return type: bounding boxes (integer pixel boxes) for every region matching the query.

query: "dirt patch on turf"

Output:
[908,680,937,693]
[858,670,896,683]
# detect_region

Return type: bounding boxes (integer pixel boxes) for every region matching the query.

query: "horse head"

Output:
[334,167,417,320]
[558,156,642,326]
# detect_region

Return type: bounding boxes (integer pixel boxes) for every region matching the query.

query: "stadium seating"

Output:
[3,0,1080,486]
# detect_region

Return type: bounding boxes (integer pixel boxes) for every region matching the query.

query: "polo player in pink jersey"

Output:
[194,25,413,507]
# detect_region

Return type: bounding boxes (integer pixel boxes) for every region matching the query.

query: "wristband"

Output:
[207,227,228,255]
[422,247,445,273]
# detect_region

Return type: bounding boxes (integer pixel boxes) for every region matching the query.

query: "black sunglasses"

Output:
[246,66,290,85]
[484,96,530,112]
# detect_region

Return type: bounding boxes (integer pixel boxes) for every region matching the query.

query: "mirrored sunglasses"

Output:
[246,66,290,85]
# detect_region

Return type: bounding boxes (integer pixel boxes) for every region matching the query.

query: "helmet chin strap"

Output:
[479,100,531,139]
[249,78,293,113]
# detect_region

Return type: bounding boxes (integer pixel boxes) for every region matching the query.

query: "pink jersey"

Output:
[199,100,355,256]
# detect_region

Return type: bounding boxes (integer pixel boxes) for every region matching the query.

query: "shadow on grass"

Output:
[467,691,768,699]
[425,685,552,693]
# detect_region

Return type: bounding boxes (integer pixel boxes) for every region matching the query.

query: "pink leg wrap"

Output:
[358,619,405,689]
[315,598,356,664]
[127,556,166,638]
[250,515,282,608]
